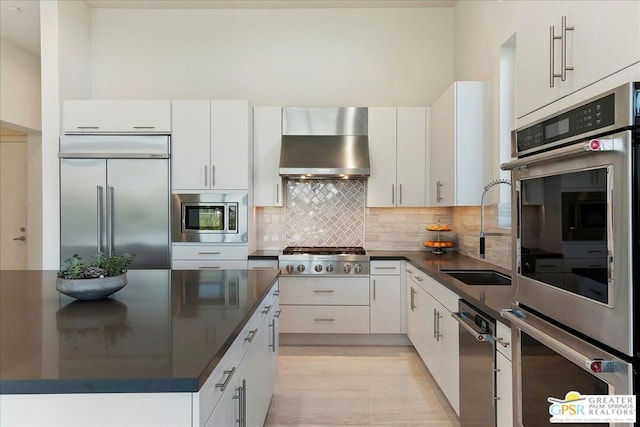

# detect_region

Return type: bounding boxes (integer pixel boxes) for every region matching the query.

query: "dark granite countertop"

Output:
[0,269,278,395]
[368,251,513,320]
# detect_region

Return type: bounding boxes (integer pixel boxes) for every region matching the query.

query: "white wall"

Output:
[40,0,92,269]
[90,7,454,106]
[0,38,41,131]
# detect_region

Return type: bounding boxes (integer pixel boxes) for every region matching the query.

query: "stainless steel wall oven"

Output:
[502,82,639,426]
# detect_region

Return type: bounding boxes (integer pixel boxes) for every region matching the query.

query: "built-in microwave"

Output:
[171,193,248,243]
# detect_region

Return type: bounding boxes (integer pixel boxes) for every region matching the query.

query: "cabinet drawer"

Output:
[370,260,402,275]
[172,260,248,270]
[248,259,279,270]
[535,258,563,273]
[279,305,370,333]
[560,243,607,258]
[423,275,459,312]
[63,100,171,133]
[172,245,248,260]
[495,321,512,360]
[279,277,369,305]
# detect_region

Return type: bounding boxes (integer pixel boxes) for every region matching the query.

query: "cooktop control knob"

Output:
[314,264,323,273]
[285,265,294,273]
[297,264,306,273]
[343,264,352,273]
[326,264,334,273]
[354,264,363,274]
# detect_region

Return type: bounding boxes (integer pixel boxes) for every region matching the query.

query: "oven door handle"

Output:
[501,310,629,380]
[501,139,614,171]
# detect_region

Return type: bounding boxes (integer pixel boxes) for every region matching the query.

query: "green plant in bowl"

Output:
[58,252,135,279]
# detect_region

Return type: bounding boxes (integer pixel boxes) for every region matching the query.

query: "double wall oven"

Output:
[502,82,639,426]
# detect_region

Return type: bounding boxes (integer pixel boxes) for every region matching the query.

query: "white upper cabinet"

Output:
[63,100,171,134]
[253,107,283,206]
[515,1,640,119]
[172,100,251,191]
[367,107,428,207]
[430,81,491,206]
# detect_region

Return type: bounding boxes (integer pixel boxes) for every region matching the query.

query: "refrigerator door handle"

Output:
[106,186,114,255]
[97,186,104,254]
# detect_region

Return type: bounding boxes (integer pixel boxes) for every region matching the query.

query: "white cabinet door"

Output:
[171,100,211,190]
[367,107,397,207]
[430,81,490,206]
[269,297,280,388]
[211,100,251,190]
[254,107,283,206]
[244,315,272,427]
[434,298,460,416]
[206,362,242,427]
[396,107,427,207]
[496,351,514,427]
[63,100,171,133]
[568,1,640,99]
[370,275,401,333]
[406,278,431,363]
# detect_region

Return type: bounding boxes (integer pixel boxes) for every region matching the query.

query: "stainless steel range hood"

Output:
[279,107,370,178]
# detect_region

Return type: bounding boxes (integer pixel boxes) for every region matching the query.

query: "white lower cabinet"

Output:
[405,264,460,415]
[172,244,248,270]
[203,284,279,427]
[370,261,403,334]
[495,321,513,427]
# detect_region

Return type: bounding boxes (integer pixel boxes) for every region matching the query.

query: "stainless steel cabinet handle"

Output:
[276,183,280,204]
[313,289,335,293]
[76,126,99,129]
[204,165,208,186]
[406,268,414,274]
[436,310,443,342]
[273,289,280,297]
[106,186,114,255]
[373,279,376,301]
[215,367,236,391]
[199,252,221,255]
[313,318,335,322]
[96,186,104,253]
[241,379,247,427]
[391,184,395,205]
[410,287,416,311]
[399,183,403,205]
[560,16,574,81]
[12,236,26,241]
[433,309,438,338]
[274,310,281,319]
[244,328,258,342]
[269,319,276,352]
[414,276,424,282]
[212,165,216,187]
[199,266,221,269]
[436,180,443,203]
[262,305,272,314]
[132,126,155,129]
[374,266,397,270]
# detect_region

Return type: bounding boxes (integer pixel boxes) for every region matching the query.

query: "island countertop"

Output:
[0,269,279,395]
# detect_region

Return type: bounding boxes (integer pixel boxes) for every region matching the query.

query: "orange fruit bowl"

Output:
[424,241,454,248]
[426,225,452,231]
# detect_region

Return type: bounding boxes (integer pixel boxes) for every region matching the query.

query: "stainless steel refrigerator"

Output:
[60,135,170,269]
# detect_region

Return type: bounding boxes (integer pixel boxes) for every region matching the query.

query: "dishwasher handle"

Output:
[451,312,493,342]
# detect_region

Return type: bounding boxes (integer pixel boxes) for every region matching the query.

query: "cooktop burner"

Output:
[282,246,366,255]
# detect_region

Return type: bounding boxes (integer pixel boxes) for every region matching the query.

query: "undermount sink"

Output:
[441,269,511,286]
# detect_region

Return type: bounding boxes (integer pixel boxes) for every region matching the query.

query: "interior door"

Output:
[0,141,28,269]
[60,158,107,264]
[106,158,169,268]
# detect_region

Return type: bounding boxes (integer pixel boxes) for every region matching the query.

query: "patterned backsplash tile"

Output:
[284,179,365,247]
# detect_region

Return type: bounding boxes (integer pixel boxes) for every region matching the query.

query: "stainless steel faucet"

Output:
[480,178,511,259]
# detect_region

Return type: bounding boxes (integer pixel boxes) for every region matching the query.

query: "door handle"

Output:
[96,186,104,253]
[399,183,403,205]
[12,236,26,241]
[204,165,208,187]
[106,186,114,255]
[560,16,574,81]
[391,184,395,205]
[372,279,376,301]
[211,165,216,187]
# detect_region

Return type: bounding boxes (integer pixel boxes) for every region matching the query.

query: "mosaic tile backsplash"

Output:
[284,179,365,247]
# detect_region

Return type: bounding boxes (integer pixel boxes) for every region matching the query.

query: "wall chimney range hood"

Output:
[279,107,370,178]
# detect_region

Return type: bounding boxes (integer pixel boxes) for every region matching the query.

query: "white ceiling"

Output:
[0,0,455,56]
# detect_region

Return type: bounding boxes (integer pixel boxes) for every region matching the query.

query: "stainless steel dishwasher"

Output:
[451,300,496,427]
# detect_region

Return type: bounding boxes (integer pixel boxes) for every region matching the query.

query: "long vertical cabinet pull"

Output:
[372,279,376,301]
[96,186,104,254]
[410,287,416,311]
[276,183,279,204]
[106,186,114,255]
[269,319,276,352]
[399,184,403,205]
[435,310,443,342]
[436,181,443,203]
[204,165,208,187]
[212,165,216,187]
[391,184,395,205]
[241,379,247,427]
[433,309,438,338]
[560,16,574,81]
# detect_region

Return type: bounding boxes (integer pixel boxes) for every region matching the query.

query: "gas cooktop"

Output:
[282,246,366,255]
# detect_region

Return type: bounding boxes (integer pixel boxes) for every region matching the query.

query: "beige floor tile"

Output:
[265,345,460,427]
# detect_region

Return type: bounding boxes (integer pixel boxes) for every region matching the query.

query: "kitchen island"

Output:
[0,269,279,427]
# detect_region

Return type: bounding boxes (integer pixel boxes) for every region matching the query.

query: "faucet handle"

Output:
[479,236,486,259]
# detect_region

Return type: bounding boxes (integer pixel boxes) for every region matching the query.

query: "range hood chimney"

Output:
[279,107,370,178]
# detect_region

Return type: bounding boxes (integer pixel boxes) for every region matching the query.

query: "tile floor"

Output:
[265,346,460,426]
